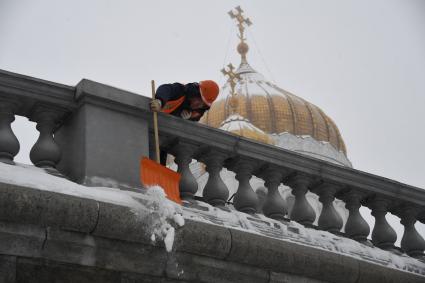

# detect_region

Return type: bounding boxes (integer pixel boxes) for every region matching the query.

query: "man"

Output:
[150,80,219,121]
[150,80,220,164]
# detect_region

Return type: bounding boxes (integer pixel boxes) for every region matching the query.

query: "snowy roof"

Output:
[220,114,261,132]
[219,114,274,145]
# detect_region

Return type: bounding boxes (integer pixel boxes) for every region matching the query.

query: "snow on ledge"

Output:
[0,162,183,253]
[181,201,425,275]
[0,162,424,275]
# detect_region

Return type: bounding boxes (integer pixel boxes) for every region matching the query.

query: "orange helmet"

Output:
[199,80,219,106]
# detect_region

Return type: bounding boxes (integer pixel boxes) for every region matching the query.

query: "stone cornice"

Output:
[0,69,76,114]
[75,79,150,118]
[0,181,424,282]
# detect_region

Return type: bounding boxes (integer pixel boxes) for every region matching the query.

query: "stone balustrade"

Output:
[0,71,76,171]
[1,69,424,260]
[158,113,425,258]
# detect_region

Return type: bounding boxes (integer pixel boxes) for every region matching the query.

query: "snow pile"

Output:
[140,186,184,252]
[0,163,144,207]
[86,176,134,190]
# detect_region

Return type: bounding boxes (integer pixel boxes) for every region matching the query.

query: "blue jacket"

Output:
[155,83,209,121]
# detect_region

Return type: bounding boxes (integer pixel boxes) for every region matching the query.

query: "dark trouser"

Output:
[160,150,167,166]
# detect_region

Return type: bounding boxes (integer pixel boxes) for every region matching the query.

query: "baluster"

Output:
[230,160,258,214]
[286,174,316,226]
[398,207,425,258]
[255,186,268,213]
[369,197,397,250]
[314,183,343,233]
[0,99,20,165]
[261,168,287,220]
[343,191,370,242]
[29,106,62,168]
[200,151,229,206]
[171,143,198,200]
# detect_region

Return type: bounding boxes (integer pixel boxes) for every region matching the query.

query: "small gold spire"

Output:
[221,63,241,114]
[228,6,252,63]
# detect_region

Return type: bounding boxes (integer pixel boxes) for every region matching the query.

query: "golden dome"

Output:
[201,5,348,157]
[200,62,347,155]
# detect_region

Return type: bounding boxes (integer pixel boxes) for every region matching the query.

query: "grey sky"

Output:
[1,0,424,187]
[1,1,424,239]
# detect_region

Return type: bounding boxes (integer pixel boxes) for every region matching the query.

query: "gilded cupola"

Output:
[200,6,351,167]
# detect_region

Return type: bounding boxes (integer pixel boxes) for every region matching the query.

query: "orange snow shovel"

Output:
[140,80,182,204]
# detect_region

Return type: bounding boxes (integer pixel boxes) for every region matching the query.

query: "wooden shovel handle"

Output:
[151,80,160,163]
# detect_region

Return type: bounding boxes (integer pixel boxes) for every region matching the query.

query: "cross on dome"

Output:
[221,63,240,95]
[221,63,241,114]
[228,6,252,63]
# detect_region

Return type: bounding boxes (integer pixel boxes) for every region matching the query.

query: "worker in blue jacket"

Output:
[150,80,219,163]
[150,80,219,121]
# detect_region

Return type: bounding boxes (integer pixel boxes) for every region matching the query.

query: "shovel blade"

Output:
[140,157,182,204]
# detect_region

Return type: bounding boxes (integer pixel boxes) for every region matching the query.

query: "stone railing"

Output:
[0,70,76,169]
[0,69,424,260]
[158,112,425,258]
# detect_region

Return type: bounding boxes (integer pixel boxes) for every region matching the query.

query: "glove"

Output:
[180,109,192,120]
[150,99,162,112]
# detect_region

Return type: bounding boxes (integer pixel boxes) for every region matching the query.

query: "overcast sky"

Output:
[1,1,424,240]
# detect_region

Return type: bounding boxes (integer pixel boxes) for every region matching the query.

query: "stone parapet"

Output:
[0,181,424,283]
[0,69,424,267]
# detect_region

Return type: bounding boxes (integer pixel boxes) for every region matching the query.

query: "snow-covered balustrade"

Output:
[1,69,424,261]
[157,100,425,260]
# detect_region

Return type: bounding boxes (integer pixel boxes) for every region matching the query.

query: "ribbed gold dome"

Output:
[202,6,347,156]
[200,63,347,155]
